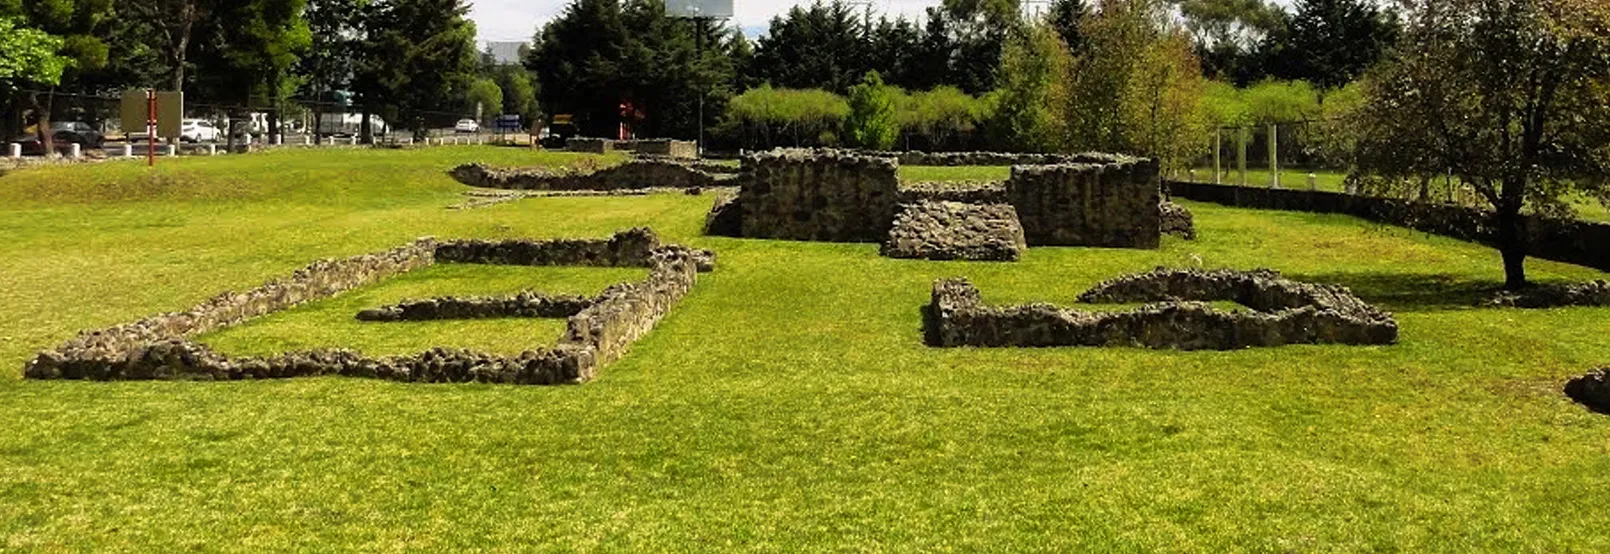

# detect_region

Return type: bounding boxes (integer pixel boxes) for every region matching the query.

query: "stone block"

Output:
[882,201,1026,262]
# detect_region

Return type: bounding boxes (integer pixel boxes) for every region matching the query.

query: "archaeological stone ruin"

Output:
[24,228,711,385]
[925,268,1399,350]
[702,148,1192,261]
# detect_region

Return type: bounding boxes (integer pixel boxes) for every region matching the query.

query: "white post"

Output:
[1308,173,1318,191]
[1268,123,1280,189]
[208,144,217,156]
[303,136,311,146]
[69,143,82,159]
[274,134,283,146]
[6,143,19,159]
[167,144,178,157]
[1212,129,1222,184]
[122,144,133,158]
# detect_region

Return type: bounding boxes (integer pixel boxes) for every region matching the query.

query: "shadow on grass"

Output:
[1291,271,1502,313]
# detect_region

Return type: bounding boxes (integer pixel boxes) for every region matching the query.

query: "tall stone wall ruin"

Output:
[1007,158,1162,248]
[737,149,901,242]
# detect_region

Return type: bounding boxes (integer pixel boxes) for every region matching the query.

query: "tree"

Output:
[465,77,502,120]
[302,0,369,144]
[0,18,70,89]
[1276,0,1398,89]
[527,0,630,137]
[1175,0,1285,84]
[989,23,1071,152]
[1046,0,1089,54]
[1355,0,1610,289]
[491,66,539,124]
[752,1,867,93]
[1,1,116,152]
[941,0,1019,94]
[843,71,900,149]
[191,0,310,146]
[125,0,211,92]
[361,0,478,141]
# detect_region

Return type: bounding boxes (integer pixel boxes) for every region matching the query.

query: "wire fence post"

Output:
[1237,127,1248,187]
[1213,129,1222,184]
[1268,123,1280,189]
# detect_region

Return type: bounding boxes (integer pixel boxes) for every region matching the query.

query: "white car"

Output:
[181,119,222,142]
[454,119,479,133]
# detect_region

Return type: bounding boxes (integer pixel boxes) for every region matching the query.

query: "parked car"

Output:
[454,119,479,133]
[181,119,222,142]
[48,121,104,149]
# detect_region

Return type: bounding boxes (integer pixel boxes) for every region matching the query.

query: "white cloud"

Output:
[467,0,942,43]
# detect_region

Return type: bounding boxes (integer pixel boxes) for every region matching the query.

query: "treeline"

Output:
[530,0,1401,164]
[1,0,502,145]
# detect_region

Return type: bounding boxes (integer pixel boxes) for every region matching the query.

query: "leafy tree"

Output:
[1275,0,1398,89]
[901,86,987,150]
[989,23,1071,152]
[0,17,70,89]
[361,0,478,140]
[1046,0,1089,54]
[301,0,368,143]
[910,8,957,91]
[941,0,1018,94]
[867,17,925,89]
[191,0,310,144]
[843,71,900,149]
[1354,0,1610,288]
[491,66,538,124]
[1067,0,1209,168]
[1,1,116,151]
[526,0,629,136]
[1176,0,1285,84]
[125,0,212,91]
[719,85,849,148]
[752,1,866,93]
[465,77,502,120]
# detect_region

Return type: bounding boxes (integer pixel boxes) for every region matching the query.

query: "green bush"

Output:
[844,71,901,150]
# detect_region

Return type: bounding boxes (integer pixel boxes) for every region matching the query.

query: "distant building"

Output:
[483,41,529,65]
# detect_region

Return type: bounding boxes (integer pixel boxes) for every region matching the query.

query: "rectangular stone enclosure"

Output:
[1007,159,1162,248]
[738,150,900,242]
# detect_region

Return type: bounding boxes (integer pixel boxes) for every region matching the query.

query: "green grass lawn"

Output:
[3,147,1610,551]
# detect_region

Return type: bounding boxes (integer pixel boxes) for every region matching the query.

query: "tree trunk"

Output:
[30,90,55,156]
[361,111,372,144]
[1496,205,1528,290]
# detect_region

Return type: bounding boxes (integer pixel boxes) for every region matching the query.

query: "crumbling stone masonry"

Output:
[1486,281,1610,309]
[449,159,734,192]
[738,149,901,242]
[1160,201,1196,240]
[925,268,1398,350]
[24,228,711,385]
[1565,369,1610,414]
[1007,158,1163,248]
[356,292,595,321]
[882,201,1026,262]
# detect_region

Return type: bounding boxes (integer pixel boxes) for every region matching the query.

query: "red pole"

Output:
[146,89,156,167]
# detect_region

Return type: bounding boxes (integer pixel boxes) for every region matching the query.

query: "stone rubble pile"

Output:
[926,268,1398,350]
[882,201,1027,262]
[448,159,733,192]
[1565,369,1610,414]
[1486,281,1610,309]
[25,229,708,385]
[1160,201,1196,240]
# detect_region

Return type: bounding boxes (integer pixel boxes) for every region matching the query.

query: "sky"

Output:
[468,0,944,43]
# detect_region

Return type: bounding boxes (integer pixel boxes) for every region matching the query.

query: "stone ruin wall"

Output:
[449,159,735,192]
[926,268,1398,350]
[24,228,709,385]
[736,149,901,242]
[1007,159,1163,249]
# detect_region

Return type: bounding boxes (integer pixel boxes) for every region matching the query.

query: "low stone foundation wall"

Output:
[882,202,1026,262]
[1486,281,1610,308]
[1167,180,1610,273]
[852,150,1134,167]
[565,137,615,154]
[449,159,732,191]
[357,292,595,321]
[1008,158,1162,248]
[737,149,901,242]
[926,268,1397,350]
[628,139,698,159]
[1566,369,1610,414]
[24,228,708,385]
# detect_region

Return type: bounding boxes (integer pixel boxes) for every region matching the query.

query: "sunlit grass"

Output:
[1,147,1608,551]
